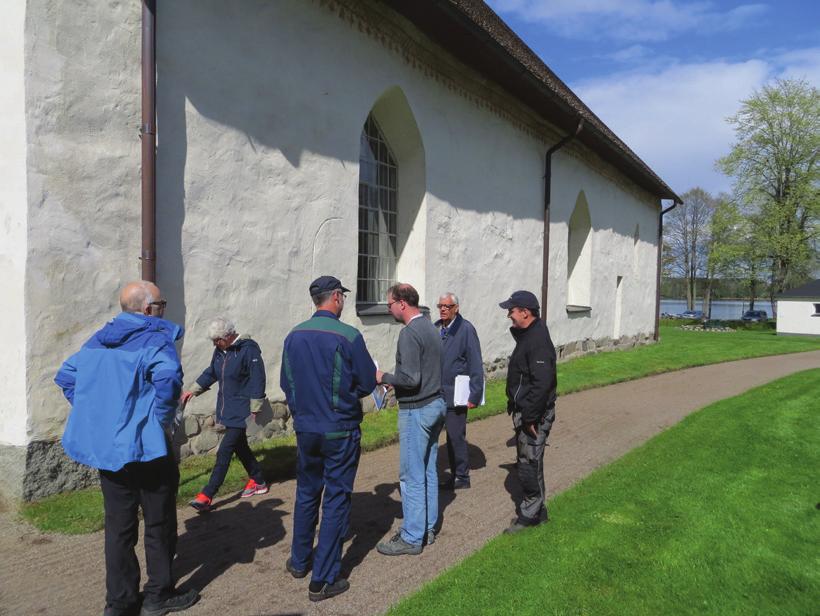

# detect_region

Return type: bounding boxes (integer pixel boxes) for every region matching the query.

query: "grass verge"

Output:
[21,324,818,534]
[390,368,820,616]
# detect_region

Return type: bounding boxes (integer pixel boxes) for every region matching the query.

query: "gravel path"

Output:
[2,350,818,616]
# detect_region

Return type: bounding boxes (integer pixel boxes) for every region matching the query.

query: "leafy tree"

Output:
[702,195,744,316]
[718,79,819,312]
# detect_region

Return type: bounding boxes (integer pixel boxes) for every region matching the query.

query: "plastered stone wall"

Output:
[9,0,662,499]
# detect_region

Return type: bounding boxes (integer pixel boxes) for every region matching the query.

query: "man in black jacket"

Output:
[499,290,556,533]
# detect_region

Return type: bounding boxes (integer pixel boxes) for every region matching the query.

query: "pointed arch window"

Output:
[357,114,397,303]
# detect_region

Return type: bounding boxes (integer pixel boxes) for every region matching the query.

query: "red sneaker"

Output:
[241,479,269,498]
[189,492,212,513]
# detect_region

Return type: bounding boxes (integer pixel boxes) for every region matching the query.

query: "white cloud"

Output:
[571,48,820,195]
[488,0,768,43]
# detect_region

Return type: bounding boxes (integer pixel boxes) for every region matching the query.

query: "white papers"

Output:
[372,385,388,410]
[454,375,484,407]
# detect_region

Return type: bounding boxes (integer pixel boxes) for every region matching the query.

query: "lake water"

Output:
[660,299,775,320]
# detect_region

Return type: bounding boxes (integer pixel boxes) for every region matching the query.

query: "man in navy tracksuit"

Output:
[434,292,484,489]
[182,316,268,512]
[280,276,377,602]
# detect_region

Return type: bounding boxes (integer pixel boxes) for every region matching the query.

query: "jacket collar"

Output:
[313,309,339,320]
[510,317,541,341]
[434,312,463,337]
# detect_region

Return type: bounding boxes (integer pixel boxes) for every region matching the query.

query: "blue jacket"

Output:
[55,312,184,471]
[434,313,484,408]
[281,310,377,433]
[195,336,266,428]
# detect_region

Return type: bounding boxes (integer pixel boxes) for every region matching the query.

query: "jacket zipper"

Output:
[218,352,229,422]
[513,374,523,411]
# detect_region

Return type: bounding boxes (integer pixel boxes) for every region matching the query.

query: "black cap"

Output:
[309,275,350,297]
[499,290,539,311]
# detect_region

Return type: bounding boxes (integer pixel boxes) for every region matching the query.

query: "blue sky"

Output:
[485,0,820,196]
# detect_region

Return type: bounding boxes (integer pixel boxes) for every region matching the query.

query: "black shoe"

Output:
[454,478,471,490]
[139,589,199,616]
[503,514,548,535]
[286,557,309,579]
[308,579,350,602]
[439,479,455,490]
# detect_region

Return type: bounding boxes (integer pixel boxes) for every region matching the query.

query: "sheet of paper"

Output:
[454,375,485,407]
[371,359,387,410]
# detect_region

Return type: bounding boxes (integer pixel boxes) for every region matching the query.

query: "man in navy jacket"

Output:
[182,316,268,512]
[55,281,199,616]
[434,292,484,489]
[281,276,376,602]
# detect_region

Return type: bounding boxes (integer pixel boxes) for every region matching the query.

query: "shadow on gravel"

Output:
[174,497,286,593]
[342,482,401,576]
[500,462,523,515]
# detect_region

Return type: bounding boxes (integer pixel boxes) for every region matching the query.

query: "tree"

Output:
[718,79,819,312]
[663,187,715,309]
[702,195,744,317]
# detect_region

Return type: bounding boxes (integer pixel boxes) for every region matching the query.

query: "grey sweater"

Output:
[382,314,443,409]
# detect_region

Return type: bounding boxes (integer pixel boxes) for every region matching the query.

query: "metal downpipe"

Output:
[542,119,584,314]
[654,201,679,340]
[140,0,157,282]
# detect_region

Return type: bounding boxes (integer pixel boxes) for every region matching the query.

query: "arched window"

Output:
[357,114,398,303]
[567,191,592,308]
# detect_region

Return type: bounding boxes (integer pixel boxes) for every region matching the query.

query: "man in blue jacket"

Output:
[182,316,268,512]
[55,281,199,616]
[434,292,484,490]
[281,276,377,602]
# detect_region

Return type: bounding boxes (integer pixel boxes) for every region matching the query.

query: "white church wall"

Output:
[14,0,662,498]
[0,0,29,496]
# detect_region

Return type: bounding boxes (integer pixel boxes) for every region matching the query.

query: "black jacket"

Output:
[196,336,266,428]
[505,318,557,424]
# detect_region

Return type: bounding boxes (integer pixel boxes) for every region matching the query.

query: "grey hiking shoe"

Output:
[426,529,436,546]
[285,557,309,579]
[377,531,422,556]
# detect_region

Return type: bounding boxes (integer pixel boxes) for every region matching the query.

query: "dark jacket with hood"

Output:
[505,317,557,425]
[195,335,266,429]
[434,313,484,408]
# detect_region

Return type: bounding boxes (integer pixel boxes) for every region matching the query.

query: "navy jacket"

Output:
[55,312,183,471]
[195,336,266,428]
[434,313,484,408]
[281,310,377,433]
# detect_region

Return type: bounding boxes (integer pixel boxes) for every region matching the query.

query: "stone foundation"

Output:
[9,332,654,502]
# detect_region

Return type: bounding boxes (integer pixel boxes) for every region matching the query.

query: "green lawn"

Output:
[20,322,818,534]
[390,369,820,616]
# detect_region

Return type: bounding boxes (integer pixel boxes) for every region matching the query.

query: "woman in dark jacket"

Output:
[182,316,268,512]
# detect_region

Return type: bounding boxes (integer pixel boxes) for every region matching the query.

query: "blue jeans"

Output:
[398,398,446,545]
[202,427,264,498]
[291,428,361,584]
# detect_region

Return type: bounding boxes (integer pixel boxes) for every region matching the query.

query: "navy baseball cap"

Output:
[499,290,539,311]
[309,275,350,297]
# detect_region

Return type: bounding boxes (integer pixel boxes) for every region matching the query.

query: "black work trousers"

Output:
[99,455,179,611]
[445,407,470,481]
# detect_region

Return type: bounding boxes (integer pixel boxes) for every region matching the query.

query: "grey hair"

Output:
[206,316,236,340]
[312,290,335,307]
[439,292,459,306]
[120,281,157,312]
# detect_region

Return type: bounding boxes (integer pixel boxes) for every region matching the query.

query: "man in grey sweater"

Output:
[376,283,446,555]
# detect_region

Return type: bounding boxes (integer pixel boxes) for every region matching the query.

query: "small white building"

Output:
[776,280,820,337]
[0,0,680,501]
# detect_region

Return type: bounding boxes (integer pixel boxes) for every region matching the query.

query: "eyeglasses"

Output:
[149,299,167,311]
[335,290,348,299]
[436,303,456,310]
[387,300,401,308]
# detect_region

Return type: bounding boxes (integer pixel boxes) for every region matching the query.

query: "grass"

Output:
[389,369,820,616]
[20,323,818,534]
